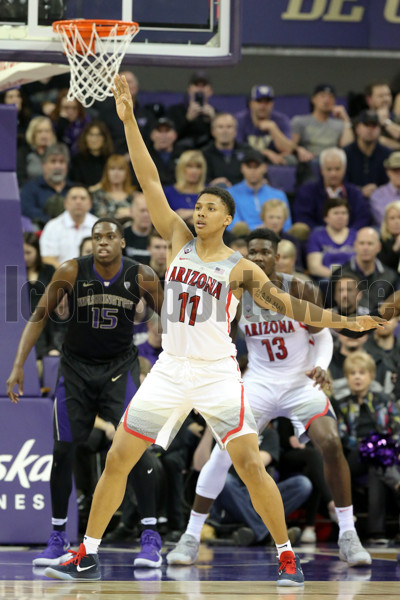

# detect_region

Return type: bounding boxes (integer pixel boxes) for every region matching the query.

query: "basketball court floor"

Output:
[1,543,399,599]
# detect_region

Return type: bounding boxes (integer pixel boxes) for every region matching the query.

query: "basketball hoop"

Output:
[53,19,139,108]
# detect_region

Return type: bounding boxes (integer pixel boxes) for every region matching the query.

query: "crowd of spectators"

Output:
[6,70,400,546]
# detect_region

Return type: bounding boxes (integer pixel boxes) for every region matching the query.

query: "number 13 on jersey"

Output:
[262,337,288,361]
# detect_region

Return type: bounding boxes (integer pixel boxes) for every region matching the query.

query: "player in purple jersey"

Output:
[7,217,164,569]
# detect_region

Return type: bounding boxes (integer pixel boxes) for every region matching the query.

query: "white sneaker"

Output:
[300,527,317,543]
[166,533,199,565]
[338,531,372,567]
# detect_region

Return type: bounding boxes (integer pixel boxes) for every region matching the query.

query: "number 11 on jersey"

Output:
[178,293,201,326]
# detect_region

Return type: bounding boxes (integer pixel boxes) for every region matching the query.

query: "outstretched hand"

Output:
[305,366,331,391]
[111,74,134,123]
[6,365,24,404]
[345,315,388,332]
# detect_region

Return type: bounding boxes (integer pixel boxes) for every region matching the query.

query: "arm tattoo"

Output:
[254,288,286,314]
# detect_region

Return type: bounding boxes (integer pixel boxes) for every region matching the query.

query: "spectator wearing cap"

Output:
[365,81,400,151]
[236,85,299,165]
[148,117,184,187]
[20,142,74,228]
[202,112,251,187]
[227,149,292,232]
[370,152,400,226]
[343,110,390,199]
[292,147,371,232]
[291,84,354,160]
[167,71,215,149]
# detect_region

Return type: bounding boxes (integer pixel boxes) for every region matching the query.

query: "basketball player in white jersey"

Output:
[44,75,384,585]
[167,228,371,568]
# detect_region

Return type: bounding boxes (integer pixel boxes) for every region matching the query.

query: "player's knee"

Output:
[104,445,130,475]
[234,454,264,484]
[319,433,343,461]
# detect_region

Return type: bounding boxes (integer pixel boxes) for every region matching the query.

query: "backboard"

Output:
[0,0,241,66]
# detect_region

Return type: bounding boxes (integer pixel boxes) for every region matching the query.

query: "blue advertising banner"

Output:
[243,0,400,50]
[0,398,77,544]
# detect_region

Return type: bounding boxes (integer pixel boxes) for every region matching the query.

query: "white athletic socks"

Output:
[335,505,356,538]
[52,517,68,528]
[141,517,157,527]
[276,539,293,558]
[185,510,208,542]
[83,535,102,555]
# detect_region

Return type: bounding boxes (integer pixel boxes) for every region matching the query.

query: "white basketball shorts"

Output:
[243,369,336,443]
[123,351,257,449]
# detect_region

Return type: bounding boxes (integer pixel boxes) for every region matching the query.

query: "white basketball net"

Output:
[54,21,139,108]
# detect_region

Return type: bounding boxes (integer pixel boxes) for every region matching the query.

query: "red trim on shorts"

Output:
[221,383,245,444]
[123,404,156,443]
[231,356,240,372]
[304,397,330,431]
[226,289,233,334]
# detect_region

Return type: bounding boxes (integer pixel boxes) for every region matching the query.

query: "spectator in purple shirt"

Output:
[370,151,400,226]
[306,197,357,279]
[236,85,296,165]
[292,147,371,231]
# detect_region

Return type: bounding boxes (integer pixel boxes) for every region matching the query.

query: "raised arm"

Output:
[112,75,192,252]
[6,260,77,403]
[235,259,386,332]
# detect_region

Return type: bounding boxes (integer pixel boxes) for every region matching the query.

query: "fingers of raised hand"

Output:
[364,316,387,330]
[113,74,124,94]
[373,316,388,329]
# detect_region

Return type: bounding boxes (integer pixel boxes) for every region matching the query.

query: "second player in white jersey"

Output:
[240,283,319,380]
